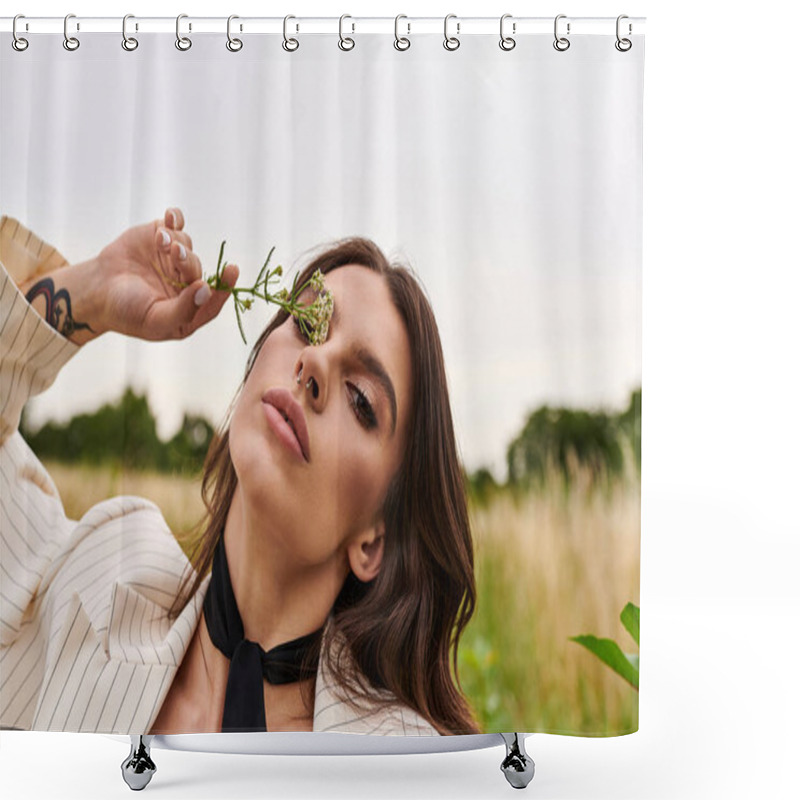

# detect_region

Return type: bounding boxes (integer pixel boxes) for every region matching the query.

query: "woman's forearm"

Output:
[16,258,106,346]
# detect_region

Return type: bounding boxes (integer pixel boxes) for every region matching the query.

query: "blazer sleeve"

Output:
[0,216,82,645]
[0,215,81,446]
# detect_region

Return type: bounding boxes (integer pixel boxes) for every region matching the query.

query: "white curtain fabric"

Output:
[1,32,643,478]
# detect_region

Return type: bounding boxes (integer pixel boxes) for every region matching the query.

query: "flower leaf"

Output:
[254,246,274,289]
[234,297,247,345]
[215,240,226,281]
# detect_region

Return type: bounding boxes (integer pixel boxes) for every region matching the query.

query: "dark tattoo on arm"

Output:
[24,277,95,338]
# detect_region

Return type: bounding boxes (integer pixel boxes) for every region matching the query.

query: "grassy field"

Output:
[459,459,640,735]
[44,454,640,736]
[46,459,208,535]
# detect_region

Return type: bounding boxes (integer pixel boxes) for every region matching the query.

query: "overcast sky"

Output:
[1,32,642,480]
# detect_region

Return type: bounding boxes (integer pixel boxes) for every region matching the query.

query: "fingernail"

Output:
[194,284,211,306]
[178,243,187,260]
[160,230,171,247]
[168,210,175,227]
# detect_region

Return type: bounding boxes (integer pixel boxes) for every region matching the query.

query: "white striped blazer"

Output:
[0,216,439,737]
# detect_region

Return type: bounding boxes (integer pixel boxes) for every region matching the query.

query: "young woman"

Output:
[0,208,480,736]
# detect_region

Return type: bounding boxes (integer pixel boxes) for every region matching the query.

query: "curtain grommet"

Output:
[176,14,192,51]
[394,15,411,51]
[338,14,355,51]
[121,14,139,51]
[553,14,571,52]
[283,15,299,52]
[226,15,243,52]
[443,14,460,51]
[12,14,29,51]
[63,13,80,51]
[615,15,633,51]
[499,14,516,51]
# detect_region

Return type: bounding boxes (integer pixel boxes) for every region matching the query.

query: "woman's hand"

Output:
[96,207,239,341]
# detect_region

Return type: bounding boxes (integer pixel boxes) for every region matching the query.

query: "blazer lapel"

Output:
[32,576,209,733]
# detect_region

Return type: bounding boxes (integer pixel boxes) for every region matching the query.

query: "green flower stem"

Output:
[172,241,331,345]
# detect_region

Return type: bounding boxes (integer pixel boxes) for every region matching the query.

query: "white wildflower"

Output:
[303,286,334,346]
[309,269,326,293]
[286,268,334,346]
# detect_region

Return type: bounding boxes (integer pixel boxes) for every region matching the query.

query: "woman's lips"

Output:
[262,401,307,463]
[261,387,311,462]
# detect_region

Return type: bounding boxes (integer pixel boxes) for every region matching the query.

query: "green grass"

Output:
[457,460,640,735]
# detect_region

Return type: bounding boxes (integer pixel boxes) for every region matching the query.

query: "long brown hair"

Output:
[167,236,479,734]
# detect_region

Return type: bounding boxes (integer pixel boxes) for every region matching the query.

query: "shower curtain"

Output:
[1,17,644,739]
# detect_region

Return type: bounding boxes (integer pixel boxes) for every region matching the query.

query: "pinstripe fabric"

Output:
[0,217,439,736]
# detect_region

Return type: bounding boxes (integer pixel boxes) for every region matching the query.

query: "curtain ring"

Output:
[339,15,355,51]
[12,15,29,52]
[122,14,139,51]
[283,15,299,52]
[63,13,80,51]
[499,14,516,51]
[176,14,192,51]
[443,14,460,51]
[553,14,571,51]
[394,15,410,51]
[226,15,243,52]
[615,15,632,52]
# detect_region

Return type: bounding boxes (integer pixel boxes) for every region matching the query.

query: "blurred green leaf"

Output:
[620,602,639,646]
[569,634,639,690]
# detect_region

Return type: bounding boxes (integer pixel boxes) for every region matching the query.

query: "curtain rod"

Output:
[1,16,646,36]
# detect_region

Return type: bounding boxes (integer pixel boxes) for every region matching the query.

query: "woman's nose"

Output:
[296,351,325,405]
[305,374,320,399]
[296,366,318,398]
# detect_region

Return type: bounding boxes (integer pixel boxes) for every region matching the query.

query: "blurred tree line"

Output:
[466,387,641,503]
[20,387,214,475]
[20,385,641,491]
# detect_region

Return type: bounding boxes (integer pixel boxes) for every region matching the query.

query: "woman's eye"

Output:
[348,383,378,430]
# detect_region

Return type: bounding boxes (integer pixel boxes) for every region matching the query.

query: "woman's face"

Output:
[229,264,412,576]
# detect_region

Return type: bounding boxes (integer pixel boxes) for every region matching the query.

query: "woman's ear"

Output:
[346,523,385,583]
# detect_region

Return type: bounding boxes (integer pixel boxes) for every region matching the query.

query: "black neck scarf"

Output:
[202,532,324,732]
